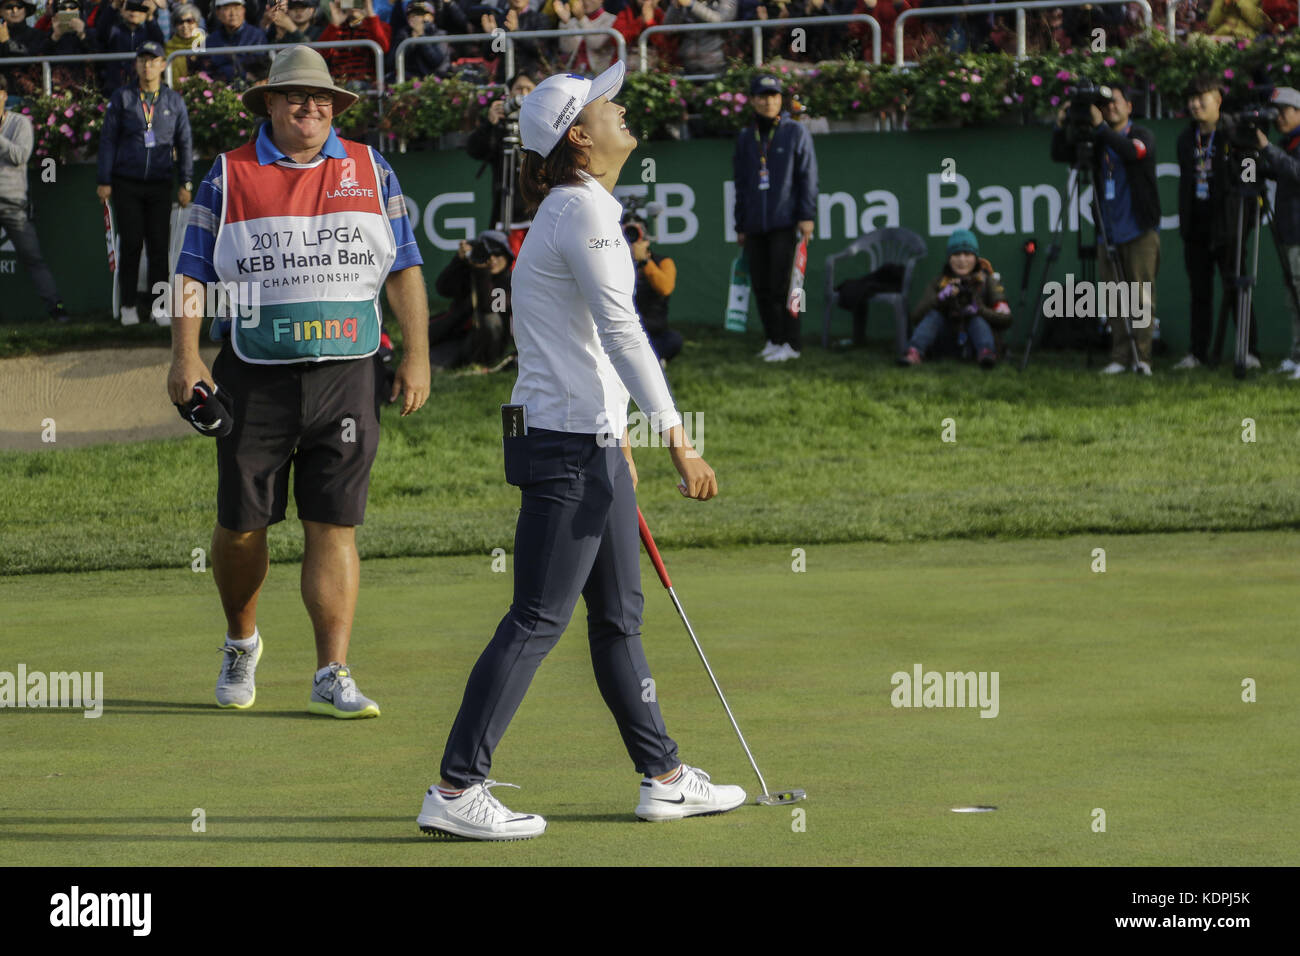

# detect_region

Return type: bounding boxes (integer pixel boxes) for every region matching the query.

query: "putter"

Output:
[637,508,806,806]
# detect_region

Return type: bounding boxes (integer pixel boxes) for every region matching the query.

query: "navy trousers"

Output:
[439,428,680,787]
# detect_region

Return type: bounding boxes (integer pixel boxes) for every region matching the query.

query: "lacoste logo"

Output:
[339,174,359,189]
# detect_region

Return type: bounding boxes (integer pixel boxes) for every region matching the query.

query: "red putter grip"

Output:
[637,508,673,590]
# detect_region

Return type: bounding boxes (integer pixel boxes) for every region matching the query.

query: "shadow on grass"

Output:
[99,699,320,720]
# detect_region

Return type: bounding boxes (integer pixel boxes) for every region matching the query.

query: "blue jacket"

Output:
[204,22,270,82]
[1264,130,1300,246]
[97,83,194,186]
[732,113,818,236]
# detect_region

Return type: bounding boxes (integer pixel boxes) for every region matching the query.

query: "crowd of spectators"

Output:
[3,0,1275,103]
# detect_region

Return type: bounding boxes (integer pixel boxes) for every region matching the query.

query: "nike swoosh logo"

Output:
[653,796,686,804]
[509,815,535,822]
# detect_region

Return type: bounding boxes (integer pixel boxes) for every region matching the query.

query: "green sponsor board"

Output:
[7,123,1292,356]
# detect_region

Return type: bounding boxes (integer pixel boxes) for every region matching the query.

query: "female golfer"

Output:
[418,62,745,840]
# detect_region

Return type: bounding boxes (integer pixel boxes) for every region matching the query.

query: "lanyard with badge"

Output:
[141,90,157,148]
[1194,128,1215,200]
[755,124,777,191]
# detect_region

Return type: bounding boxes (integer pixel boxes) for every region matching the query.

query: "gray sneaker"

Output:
[215,636,262,709]
[308,663,380,719]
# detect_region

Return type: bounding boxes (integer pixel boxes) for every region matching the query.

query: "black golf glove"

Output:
[176,382,234,438]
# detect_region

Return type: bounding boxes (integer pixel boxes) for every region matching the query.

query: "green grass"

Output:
[3,329,1300,575]
[1,534,1295,866]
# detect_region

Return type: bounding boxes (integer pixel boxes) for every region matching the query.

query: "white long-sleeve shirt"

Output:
[510,172,681,440]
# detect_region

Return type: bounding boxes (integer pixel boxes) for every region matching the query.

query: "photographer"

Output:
[1256,86,1300,376]
[626,218,681,364]
[1051,84,1161,375]
[390,1,448,80]
[262,0,324,42]
[901,229,1008,368]
[1176,73,1260,369]
[467,70,535,233]
[430,229,513,370]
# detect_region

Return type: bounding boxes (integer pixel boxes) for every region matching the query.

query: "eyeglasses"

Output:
[277,91,335,107]
[178,16,196,23]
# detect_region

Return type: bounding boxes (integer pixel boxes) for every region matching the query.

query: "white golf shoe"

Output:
[417,781,546,841]
[1173,353,1201,370]
[119,305,140,327]
[757,340,779,359]
[215,634,262,709]
[1099,362,1126,374]
[635,764,747,821]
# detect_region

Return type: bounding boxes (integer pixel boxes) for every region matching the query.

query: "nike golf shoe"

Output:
[635,764,747,821]
[417,781,547,841]
[215,635,262,709]
[308,663,380,719]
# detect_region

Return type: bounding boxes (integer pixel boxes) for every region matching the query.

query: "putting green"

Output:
[1,532,1295,866]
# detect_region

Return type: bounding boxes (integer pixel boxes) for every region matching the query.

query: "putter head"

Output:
[757,789,806,805]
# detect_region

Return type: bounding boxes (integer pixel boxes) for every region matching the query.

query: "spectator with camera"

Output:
[262,0,323,42]
[42,0,97,53]
[901,229,1008,368]
[1051,84,1161,375]
[389,0,448,80]
[1255,87,1300,376]
[1206,0,1270,39]
[1176,73,1260,369]
[97,41,193,326]
[0,74,67,321]
[96,0,166,90]
[733,73,817,363]
[625,218,681,365]
[664,0,736,74]
[613,0,673,72]
[430,229,514,371]
[467,70,535,236]
[321,0,390,82]
[204,0,269,82]
[490,0,550,77]
[164,3,205,78]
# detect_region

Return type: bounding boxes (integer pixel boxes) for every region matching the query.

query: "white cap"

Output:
[1271,87,1300,110]
[519,62,626,158]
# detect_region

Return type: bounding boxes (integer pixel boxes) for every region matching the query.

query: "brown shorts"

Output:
[212,344,382,531]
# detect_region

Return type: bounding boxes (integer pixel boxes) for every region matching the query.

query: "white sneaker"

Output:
[119,305,140,327]
[1135,361,1152,376]
[757,340,779,358]
[152,300,171,326]
[215,635,262,709]
[1274,358,1297,374]
[1173,354,1201,370]
[1100,362,1126,374]
[764,343,801,362]
[1291,365,1300,380]
[635,764,747,821]
[1244,354,1262,370]
[417,781,546,841]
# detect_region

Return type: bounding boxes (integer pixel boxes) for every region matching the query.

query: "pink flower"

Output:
[452,97,461,105]
[238,112,247,118]
[705,97,714,105]
[47,115,55,126]
[736,93,747,103]
[1031,75,1042,87]
[1049,95,1060,106]
[721,107,730,115]
[1002,95,1012,104]
[210,122,217,128]
[1103,56,1115,67]
[644,105,651,112]
[938,79,946,86]
[1237,40,1247,50]
[960,92,971,102]
[64,107,74,118]
[203,90,213,98]
[1224,69,1234,79]
[720,92,733,101]
[1286,65,1293,73]
[850,99,860,108]
[668,79,676,87]
[971,74,982,83]
[413,80,422,90]
[1015,93,1023,103]
[477,95,487,105]
[83,131,91,141]
[1056,70,1071,80]
[60,123,73,138]
[20,107,28,114]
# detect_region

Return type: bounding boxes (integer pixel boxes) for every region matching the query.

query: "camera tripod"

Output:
[1020,139,1143,373]
[1210,143,1300,378]
[497,118,527,232]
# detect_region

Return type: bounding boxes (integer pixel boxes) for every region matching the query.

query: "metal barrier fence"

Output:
[0,51,139,96]
[163,40,387,113]
[393,28,627,86]
[895,0,1153,67]
[639,15,882,72]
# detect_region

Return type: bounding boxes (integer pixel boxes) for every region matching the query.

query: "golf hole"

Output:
[951,806,998,813]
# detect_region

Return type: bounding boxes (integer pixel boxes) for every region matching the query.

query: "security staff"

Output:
[418,63,745,842]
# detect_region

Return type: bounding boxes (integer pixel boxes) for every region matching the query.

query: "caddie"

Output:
[167,46,431,717]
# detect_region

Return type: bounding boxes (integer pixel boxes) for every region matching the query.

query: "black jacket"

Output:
[634,251,672,335]
[1051,120,1161,237]
[1176,121,1237,247]
[1262,130,1300,246]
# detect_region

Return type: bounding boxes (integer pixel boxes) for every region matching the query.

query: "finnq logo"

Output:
[49,886,151,936]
